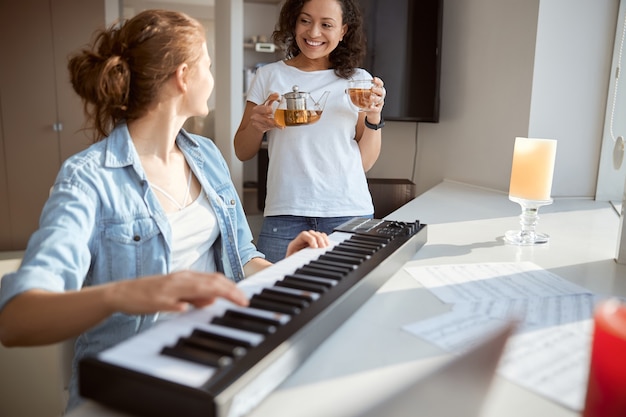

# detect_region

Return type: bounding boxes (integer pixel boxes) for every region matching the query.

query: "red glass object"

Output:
[583,299,626,417]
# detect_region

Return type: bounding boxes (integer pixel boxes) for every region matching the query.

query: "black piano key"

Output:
[336,243,377,255]
[190,328,255,348]
[327,248,368,260]
[331,247,372,260]
[212,315,277,335]
[230,306,292,325]
[295,265,346,280]
[350,234,390,244]
[319,252,364,265]
[275,278,328,293]
[258,289,310,308]
[312,258,359,270]
[180,335,247,358]
[223,309,284,327]
[284,274,338,287]
[263,286,320,302]
[307,259,355,274]
[161,342,233,368]
[249,295,302,315]
[339,240,382,251]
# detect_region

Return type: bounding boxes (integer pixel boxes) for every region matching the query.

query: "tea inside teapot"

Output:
[274,109,322,127]
[273,85,329,127]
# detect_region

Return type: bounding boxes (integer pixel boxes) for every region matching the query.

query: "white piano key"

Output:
[265,285,322,301]
[227,306,292,325]
[182,323,265,347]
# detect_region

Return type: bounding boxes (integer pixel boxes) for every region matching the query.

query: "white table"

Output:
[69,180,625,417]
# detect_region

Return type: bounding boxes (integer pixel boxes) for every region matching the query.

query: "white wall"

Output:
[368,0,618,199]
[214,0,245,196]
[529,0,617,198]
[597,0,626,201]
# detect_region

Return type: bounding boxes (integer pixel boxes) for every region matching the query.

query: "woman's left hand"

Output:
[285,230,330,257]
[367,77,386,115]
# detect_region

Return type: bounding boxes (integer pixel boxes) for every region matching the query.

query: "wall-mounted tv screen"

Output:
[358,0,443,122]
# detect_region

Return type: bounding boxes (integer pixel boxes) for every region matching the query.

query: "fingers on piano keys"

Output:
[159,233,391,369]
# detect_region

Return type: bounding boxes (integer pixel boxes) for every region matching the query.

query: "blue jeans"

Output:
[257,215,373,263]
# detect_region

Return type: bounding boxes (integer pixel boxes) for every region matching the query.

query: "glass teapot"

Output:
[273,85,329,127]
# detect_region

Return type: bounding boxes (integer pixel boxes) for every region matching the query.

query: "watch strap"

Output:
[364,115,385,130]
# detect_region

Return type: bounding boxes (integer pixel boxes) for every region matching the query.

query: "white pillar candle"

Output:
[509,137,557,201]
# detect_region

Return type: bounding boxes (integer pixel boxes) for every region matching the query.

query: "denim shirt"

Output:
[0,123,264,410]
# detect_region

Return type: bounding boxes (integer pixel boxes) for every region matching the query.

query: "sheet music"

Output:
[499,322,593,411]
[402,262,602,411]
[408,262,591,303]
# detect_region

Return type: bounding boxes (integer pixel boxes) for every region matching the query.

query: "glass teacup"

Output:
[346,79,375,112]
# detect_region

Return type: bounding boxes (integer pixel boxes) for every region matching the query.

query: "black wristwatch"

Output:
[364,115,385,130]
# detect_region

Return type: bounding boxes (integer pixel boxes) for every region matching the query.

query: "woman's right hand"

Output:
[106,271,249,315]
[235,93,282,161]
[0,271,248,347]
[248,92,282,133]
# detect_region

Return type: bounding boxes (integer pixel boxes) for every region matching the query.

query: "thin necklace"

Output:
[150,168,193,210]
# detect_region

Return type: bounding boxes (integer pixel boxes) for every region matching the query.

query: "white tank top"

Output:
[167,192,219,273]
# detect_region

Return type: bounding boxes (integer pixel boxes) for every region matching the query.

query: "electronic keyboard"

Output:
[79,218,427,417]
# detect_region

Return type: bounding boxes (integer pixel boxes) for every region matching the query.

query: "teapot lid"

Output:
[284,85,308,99]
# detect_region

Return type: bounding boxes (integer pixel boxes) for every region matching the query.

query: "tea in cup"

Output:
[346,79,375,111]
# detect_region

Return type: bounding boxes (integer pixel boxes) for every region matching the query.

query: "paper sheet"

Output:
[402,262,601,411]
[407,262,592,303]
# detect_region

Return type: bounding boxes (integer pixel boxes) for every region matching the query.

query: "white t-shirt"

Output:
[247,61,374,217]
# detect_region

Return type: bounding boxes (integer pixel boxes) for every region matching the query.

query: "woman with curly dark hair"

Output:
[273,0,366,78]
[235,0,387,263]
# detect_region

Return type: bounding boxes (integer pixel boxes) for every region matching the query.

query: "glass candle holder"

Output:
[504,197,552,245]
